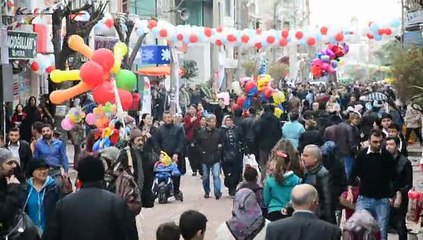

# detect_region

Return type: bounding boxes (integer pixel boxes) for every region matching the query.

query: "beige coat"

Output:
[405,105,422,128]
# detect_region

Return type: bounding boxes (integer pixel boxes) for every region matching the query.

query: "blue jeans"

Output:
[356,195,391,240]
[202,162,221,196]
[342,155,353,178]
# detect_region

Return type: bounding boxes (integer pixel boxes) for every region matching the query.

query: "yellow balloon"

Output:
[50,70,81,83]
[257,74,271,92]
[274,107,283,118]
[112,42,128,73]
[68,35,93,59]
[272,91,286,105]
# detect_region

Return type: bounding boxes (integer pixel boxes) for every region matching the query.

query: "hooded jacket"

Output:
[25,176,61,231]
[264,171,302,214]
[255,112,282,151]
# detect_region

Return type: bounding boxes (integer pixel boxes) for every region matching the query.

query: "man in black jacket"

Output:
[42,156,138,240]
[302,144,335,224]
[266,184,341,240]
[239,107,257,159]
[0,148,22,234]
[4,127,32,176]
[386,137,412,240]
[155,111,186,201]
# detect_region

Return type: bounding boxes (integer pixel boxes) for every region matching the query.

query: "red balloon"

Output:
[189,34,199,43]
[31,62,39,71]
[92,48,115,73]
[147,20,157,29]
[255,43,262,49]
[281,29,289,39]
[80,61,105,86]
[256,28,262,35]
[295,31,303,40]
[204,27,212,37]
[216,26,223,32]
[378,29,385,35]
[244,81,257,93]
[105,19,114,28]
[385,28,392,35]
[241,35,249,43]
[46,66,56,73]
[159,29,168,38]
[335,33,344,42]
[263,87,273,98]
[279,39,288,47]
[307,37,316,46]
[177,34,184,41]
[266,36,276,44]
[367,33,374,39]
[92,81,115,104]
[118,89,133,111]
[216,39,223,46]
[227,34,237,42]
[236,96,246,107]
[320,26,328,35]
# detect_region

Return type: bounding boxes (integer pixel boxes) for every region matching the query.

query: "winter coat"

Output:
[255,112,282,151]
[298,128,323,153]
[405,106,422,128]
[0,179,23,232]
[25,176,61,231]
[264,172,302,214]
[155,124,186,155]
[183,113,201,142]
[334,122,355,157]
[195,127,222,165]
[303,164,335,224]
[41,182,138,240]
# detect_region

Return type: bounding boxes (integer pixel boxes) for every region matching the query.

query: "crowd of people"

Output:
[0,80,421,240]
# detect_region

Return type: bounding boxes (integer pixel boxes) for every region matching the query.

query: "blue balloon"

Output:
[261,41,269,48]
[315,33,323,41]
[370,23,380,32]
[390,19,401,28]
[374,34,382,41]
[247,87,258,97]
[299,39,306,45]
[329,36,336,44]
[243,98,252,109]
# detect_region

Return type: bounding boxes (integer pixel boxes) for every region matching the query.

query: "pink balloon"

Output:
[322,63,330,70]
[61,118,74,131]
[85,113,97,125]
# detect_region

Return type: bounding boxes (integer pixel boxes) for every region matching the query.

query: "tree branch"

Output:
[126,33,147,69]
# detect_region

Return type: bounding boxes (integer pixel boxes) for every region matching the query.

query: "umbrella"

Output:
[366,92,388,101]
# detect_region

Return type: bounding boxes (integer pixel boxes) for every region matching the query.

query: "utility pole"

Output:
[169,0,180,113]
[401,0,405,49]
[0,6,8,138]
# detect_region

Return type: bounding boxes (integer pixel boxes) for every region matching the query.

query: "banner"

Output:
[140,45,171,65]
[7,31,37,59]
[141,77,152,114]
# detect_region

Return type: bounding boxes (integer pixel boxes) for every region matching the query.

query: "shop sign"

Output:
[7,31,38,59]
[406,10,423,26]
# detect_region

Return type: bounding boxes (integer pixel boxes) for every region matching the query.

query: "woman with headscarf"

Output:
[215,188,268,240]
[21,96,41,142]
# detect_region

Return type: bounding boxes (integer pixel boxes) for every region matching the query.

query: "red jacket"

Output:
[184,113,201,142]
[130,93,141,111]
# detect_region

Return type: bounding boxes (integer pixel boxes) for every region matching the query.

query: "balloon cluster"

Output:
[311,43,349,78]
[366,19,400,41]
[61,107,86,131]
[85,103,118,129]
[130,18,401,48]
[92,123,120,152]
[30,54,55,74]
[49,35,137,112]
[233,74,285,117]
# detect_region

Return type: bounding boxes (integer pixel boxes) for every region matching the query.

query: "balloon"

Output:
[257,75,271,92]
[279,39,288,47]
[61,118,74,131]
[281,29,289,39]
[266,36,276,44]
[295,31,303,40]
[68,35,93,59]
[104,102,112,113]
[370,23,379,32]
[215,39,223,46]
[50,82,93,104]
[244,80,257,93]
[367,33,374,39]
[177,34,184,41]
[241,35,249,43]
[374,34,382,41]
[216,26,224,32]
[147,20,157,29]
[85,113,97,125]
[263,86,273,98]
[31,62,39,71]
[227,34,237,42]
[274,107,283,118]
[255,28,262,35]
[378,28,385,35]
[92,48,115,73]
[115,70,137,91]
[335,33,344,42]
[80,61,105,86]
[105,18,114,28]
[118,89,133,111]
[112,42,128,73]
[92,81,115,104]
[46,66,55,73]
[247,87,258,97]
[307,37,316,46]
[50,70,80,83]
[320,26,328,35]
[236,95,246,107]
[272,91,285,105]
[390,19,401,28]
[254,43,262,49]
[159,29,168,38]
[204,27,212,37]
[385,28,392,35]
[189,34,199,43]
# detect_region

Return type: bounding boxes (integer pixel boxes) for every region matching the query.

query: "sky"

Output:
[310,0,402,27]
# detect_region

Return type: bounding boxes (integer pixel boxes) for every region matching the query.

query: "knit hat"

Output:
[28,159,49,176]
[77,156,105,183]
[99,147,120,162]
[130,128,143,141]
[0,148,16,165]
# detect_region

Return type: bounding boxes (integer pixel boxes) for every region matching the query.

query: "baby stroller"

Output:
[152,152,182,204]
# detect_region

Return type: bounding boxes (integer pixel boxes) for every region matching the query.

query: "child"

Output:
[154,151,181,180]
[237,165,267,217]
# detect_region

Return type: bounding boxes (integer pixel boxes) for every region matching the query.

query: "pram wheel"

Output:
[158,192,168,204]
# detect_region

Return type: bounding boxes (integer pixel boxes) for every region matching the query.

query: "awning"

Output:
[137,66,184,76]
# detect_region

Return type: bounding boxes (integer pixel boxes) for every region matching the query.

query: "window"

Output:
[224,0,231,17]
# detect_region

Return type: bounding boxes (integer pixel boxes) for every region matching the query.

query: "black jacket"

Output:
[255,112,282,151]
[5,140,32,175]
[155,124,186,156]
[394,153,413,209]
[298,128,322,153]
[195,127,222,165]
[42,182,138,240]
[0,180,22,232]
[303,164,335,224]
[266,212,341,240]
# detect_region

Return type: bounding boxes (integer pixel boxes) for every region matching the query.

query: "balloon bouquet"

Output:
[49,35,138,148]
[311,43,349,79]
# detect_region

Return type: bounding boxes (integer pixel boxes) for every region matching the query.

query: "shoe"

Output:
[175,192,183,201]
[192,172,197,176]
[204,193,210,199]
[215,192,222,200]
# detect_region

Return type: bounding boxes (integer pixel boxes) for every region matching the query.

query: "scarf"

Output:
[226,189,265,240]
